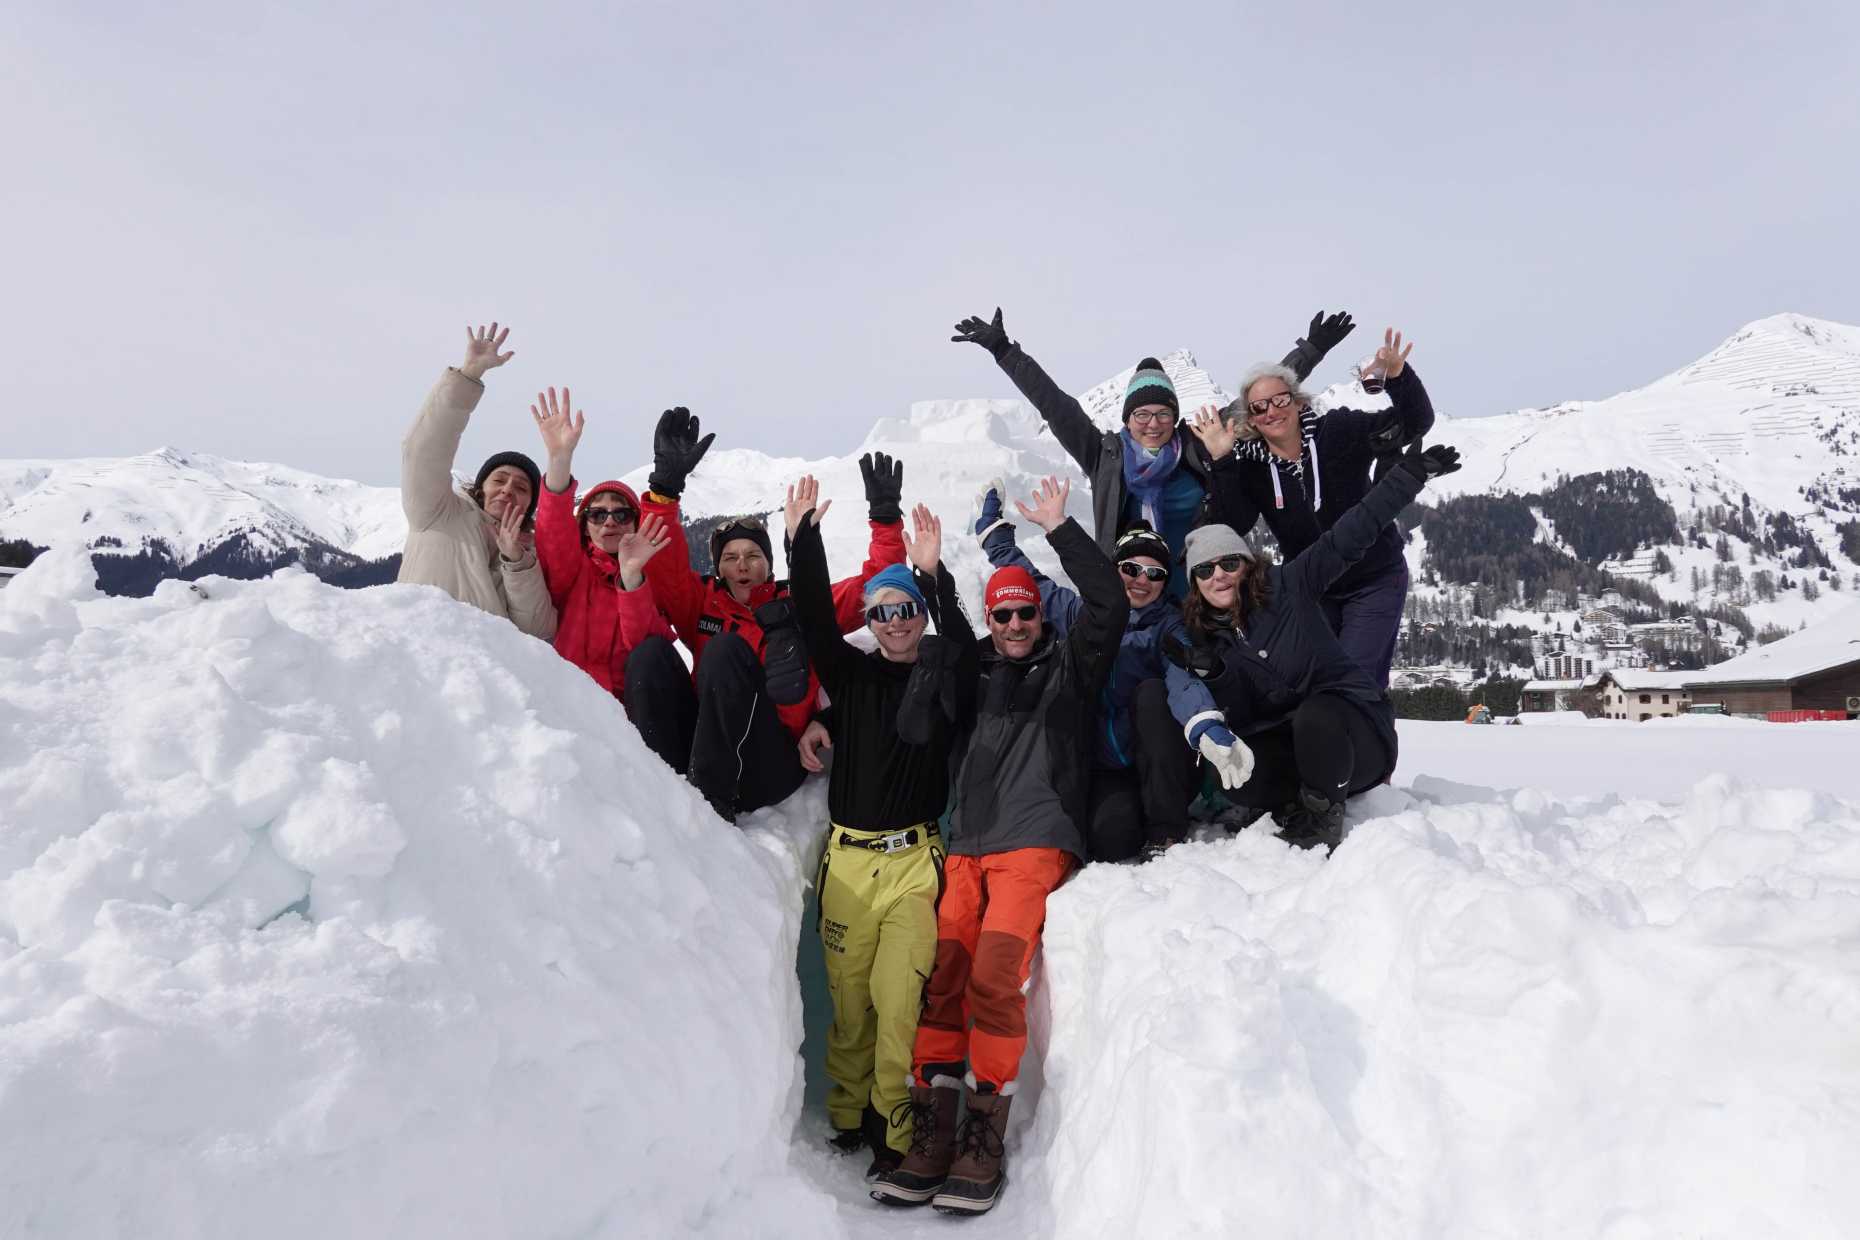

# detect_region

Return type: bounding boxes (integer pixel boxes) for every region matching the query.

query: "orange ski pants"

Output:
[910,847,1073,1092]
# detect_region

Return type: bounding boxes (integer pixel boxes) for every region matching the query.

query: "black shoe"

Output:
[866,1142,903,1182]
[827,1126,864,1155]
[1275,797,1341,852]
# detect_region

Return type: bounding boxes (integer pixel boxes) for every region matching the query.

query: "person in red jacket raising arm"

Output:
[529,387,678,703]
[626,408,907,823]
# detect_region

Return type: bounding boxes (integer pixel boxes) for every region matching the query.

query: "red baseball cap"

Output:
[984,566,1039,612]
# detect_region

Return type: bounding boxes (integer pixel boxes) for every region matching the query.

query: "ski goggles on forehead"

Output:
[989,605,1038,624]
[1191,555,1247,580]
[864,600,921,623]
[1118,560,1169,582]
[714,514,766,538]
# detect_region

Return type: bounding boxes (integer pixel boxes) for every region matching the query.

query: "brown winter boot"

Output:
[869,1076,960,1207]
[932,1084,1013,1215]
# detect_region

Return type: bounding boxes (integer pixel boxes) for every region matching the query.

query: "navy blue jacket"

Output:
[980,520,1185,770]
[1208,366,1434,595]
[1167,465,1428,763]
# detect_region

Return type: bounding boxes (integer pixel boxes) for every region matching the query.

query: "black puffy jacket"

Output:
[1166,465,1427,763]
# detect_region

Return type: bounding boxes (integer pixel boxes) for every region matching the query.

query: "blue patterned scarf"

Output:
[1119,429,1183,530]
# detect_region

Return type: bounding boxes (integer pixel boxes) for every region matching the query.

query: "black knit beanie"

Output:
[474,451,543,519]
[709,517,774,573]
[1113,521,1171,566]
[1123,357,1179,421]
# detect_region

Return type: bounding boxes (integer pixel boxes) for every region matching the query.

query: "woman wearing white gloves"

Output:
[1164,441,1463,851]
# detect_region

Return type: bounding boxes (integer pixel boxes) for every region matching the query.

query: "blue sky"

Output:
[3,1,1856,484]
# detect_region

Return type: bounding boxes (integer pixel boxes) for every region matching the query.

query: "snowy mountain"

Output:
[0,447,405,560]
[1407,314,1860,633]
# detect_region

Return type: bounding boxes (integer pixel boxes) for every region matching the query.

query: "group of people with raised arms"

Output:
[396,311,1463,1216]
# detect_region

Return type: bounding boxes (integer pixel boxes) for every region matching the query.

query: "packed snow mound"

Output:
[0,554,836,1239]
[1024,772,1860,1239]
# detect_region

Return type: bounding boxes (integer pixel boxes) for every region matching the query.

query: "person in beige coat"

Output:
[397,323,557,640]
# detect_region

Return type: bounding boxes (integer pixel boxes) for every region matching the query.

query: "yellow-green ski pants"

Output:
[818,821,943,1154]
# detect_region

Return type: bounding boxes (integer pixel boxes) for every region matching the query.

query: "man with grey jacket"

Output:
[396,323,556,641]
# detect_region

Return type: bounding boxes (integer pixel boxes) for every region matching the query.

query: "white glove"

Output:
[973,477,1010,542]
[1197,731,1255,790]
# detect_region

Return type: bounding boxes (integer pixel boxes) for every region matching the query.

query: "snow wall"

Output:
[6,550,1860,1239]
[0,551,835,1238]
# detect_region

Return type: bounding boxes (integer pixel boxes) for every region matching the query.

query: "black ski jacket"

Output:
[947,517,1129,861]
[1166,465,1428,765]
[1209,366,1434,594]
[789,518,976,831]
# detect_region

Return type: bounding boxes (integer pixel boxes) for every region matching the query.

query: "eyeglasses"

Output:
[989,605,1038,624]
[1118,561,1169,582]
[585,508,637,526]
[865,600,921,623]
[1246,393,1296,417]
[1191,555,1246,581]
[1128,409,1178,425]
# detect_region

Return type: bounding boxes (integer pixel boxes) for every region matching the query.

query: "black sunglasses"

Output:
[1191,555,1246,580]
[1247,392,1296,417]
[1118,561,1168,583]
[865,600,921,623]
[989,605,1038,624]
[585,508,637,526]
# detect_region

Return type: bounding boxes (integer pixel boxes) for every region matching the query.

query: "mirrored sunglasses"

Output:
[865,600,921,624]
[1118,561,1169,583]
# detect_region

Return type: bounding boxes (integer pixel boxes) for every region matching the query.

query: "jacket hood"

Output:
[575,480,642,518]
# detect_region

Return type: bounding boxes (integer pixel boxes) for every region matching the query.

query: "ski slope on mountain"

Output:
[1425,314,1860,510]
[0,448,404,561]
[5,554,1858,1238]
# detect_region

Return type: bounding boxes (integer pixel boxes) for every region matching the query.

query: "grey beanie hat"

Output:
[1183,523,1254,570]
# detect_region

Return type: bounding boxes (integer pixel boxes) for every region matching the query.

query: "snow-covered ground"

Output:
[5,555,1859,1238]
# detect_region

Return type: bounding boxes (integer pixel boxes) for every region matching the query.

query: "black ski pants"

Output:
[1228,692,1393,810]
[623,633,806,818]
[1084,679,1198,861]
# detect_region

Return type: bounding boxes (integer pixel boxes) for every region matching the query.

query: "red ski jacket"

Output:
[640,493,905,738]
[535,478,676,695]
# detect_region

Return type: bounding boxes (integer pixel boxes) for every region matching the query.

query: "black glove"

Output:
[754,596,812,706]
[646,407,715,500]
[1299,310,1356,358]
[860,451,904,525]
[1162,634,1226,681]
[1392,443,1462,484]
[1366,411,1406,453]
[896,635,964,746]
[951,308,1011,357]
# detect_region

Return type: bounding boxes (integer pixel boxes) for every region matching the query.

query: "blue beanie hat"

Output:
[864,564,927,611]
[1123,357,1178,421]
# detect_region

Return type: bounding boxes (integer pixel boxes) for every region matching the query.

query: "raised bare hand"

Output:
[784,474,832,539]
[1014,476,1071,533]
[903,503,942,574]
[1376,328,1414,379]
[461,323,514,381]
[493,501,527,560]
[531,387,586,464]
[1188,404,1238,458]
[613,512,672,587]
